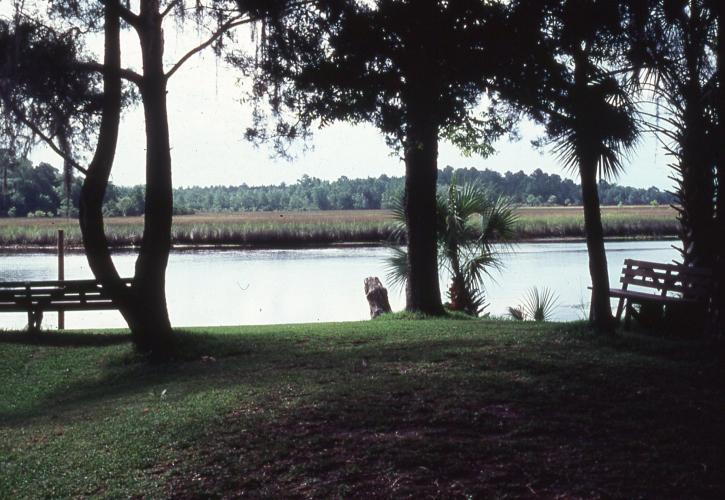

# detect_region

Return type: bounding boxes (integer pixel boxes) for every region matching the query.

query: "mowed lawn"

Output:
[1,318,722,498]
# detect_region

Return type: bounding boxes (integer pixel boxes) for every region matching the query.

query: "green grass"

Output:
[1,319,722,498]
[0,206,678,248]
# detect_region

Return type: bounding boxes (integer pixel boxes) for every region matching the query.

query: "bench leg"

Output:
[27,310,43,332]
[624,300,632,329]
[615,297,625,321]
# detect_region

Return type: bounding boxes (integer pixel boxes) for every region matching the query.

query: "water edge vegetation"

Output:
[0,206,678,248]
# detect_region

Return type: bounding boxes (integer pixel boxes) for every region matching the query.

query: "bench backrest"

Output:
[620,259,712,301]
[0,278,133,311]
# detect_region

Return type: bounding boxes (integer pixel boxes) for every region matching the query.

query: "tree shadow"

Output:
[0,330,532,425]
[0,330,132,347]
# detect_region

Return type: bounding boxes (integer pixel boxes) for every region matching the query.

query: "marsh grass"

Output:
[0,206,678,248]
[0,319,723,498]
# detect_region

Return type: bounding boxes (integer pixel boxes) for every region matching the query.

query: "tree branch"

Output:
[99,0,140,29]
[165,15,253,80]
[0,94,87,175]
[161,0,182,19]
[75,61,143,86]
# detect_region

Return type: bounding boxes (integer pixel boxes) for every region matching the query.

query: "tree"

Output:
[642,0,724,333]
[387,177,517,316]
[643,0,717,268]
[1,1,272,356]
[507,0,641,332]
[243,0,519,315]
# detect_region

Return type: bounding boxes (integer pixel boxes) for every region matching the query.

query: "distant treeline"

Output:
[1,153,675,217]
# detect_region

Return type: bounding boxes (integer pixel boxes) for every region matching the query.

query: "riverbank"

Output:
[1,318,722,498]
[0,206,678,248]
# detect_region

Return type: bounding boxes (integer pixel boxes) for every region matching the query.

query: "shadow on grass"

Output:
[0,330,132,347]
[162,334,725,498]
[0,326,553,425]
[2,324,721,427]
[2,323,724,498]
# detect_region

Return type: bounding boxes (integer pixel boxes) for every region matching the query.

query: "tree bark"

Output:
[131,0,174,354]
[573,48,613,333]
[364,277,392,318]
[677,7,716,268]
[78,0,135,327]
[714,4,725,335]
[580,163,614,332]
[403,113,444,315]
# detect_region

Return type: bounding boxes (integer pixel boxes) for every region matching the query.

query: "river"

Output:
[0,240,678,330]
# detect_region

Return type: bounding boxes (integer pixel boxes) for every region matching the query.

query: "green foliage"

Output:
[387,177,518,316]
[0,152,675,219]
[509,286,560,322]
[0,18,102,156]
[244,0,518,157]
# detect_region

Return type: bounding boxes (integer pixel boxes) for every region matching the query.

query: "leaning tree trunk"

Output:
[79,0,174,356]
[131,1,174,354]
[571,47,614,333]
[78,0,135,329]
[580,158,614,333]
[402,111,444,316]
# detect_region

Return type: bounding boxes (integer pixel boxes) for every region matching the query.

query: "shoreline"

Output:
[0,234,680,254]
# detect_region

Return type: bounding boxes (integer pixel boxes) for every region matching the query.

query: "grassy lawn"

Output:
[0,206,677,247]
[1,318,722,498]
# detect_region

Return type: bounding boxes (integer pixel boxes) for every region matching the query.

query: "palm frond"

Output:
[387,194,407,242]
[479,195,519,249]
[460,245,502,290]
[521,286,559,321]
[508,306,525,321]
[383,245,408,291]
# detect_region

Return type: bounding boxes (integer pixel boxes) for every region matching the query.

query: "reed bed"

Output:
[0,206,678,248]
[514,206,679,239]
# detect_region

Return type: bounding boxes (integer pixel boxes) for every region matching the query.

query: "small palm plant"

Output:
[508,286,559,322]
[386,176,518,316]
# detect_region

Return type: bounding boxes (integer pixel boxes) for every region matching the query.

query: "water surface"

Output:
[0,240,678,329]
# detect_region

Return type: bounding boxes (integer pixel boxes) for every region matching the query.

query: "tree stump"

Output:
[364,277,392,318]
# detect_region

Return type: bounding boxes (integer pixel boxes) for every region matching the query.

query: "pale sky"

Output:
[16,6,672,189]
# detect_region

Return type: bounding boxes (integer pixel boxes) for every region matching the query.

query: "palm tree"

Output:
[387,177,518,316]
[508,0,641,332]
[642,0,716,269]
[551,60,639,332]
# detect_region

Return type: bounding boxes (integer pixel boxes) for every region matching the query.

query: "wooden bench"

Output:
[0,278,132,331]
[609,259,712,328]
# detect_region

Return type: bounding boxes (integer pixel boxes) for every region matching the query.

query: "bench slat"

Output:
[620,269,712,287]
[619,277,711,297]
[0,278,133,289]
[0,278,132,322]
[608,288,700,304]
[0,302,118,313]
[623,259,712,276]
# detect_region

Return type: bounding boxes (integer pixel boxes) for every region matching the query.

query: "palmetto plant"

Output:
[509,286,560,322]
[386,177,518,316]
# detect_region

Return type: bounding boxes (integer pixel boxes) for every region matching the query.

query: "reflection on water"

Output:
[0,240,678,329]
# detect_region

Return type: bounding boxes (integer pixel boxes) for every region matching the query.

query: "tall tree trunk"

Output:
[403,115,444,315]
[676,7,716,268]
[714,4,725,335]
[78,0,135,328]
[573,48,613,333]
[132,0,174,354]
[580,163,614,332]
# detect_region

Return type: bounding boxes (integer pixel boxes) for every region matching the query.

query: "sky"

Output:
[16,5,673,190]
